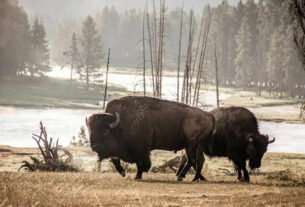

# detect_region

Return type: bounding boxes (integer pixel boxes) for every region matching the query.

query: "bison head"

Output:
[246,133,275,169]
[86,112,120,160]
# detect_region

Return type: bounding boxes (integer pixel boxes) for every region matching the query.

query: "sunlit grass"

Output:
[1,146,305,206]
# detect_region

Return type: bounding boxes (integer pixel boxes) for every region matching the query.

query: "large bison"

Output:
[176,106,275,182]
[86,96,215,181]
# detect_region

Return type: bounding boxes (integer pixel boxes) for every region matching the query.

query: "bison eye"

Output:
[102,128,110,136]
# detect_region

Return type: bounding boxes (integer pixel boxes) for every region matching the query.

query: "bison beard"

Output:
[86,96,215,181]
[176,106,275,182]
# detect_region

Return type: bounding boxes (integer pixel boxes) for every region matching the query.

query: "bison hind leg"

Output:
[142,156,151,172]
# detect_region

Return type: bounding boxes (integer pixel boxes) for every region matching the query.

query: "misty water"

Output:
[1,68,304,154]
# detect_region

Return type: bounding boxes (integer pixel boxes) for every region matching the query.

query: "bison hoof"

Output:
[192,176,207,182]
[238,178,250,183]
[134,176,142,180]
[177,177,183,182]
[199,175,207,181]
[120,170,126,177]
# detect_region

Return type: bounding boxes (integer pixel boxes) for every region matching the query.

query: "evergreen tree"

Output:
[50,20,81,66]
[0,0,31,78]
[266,29,284,97]
[96,7,120,63]
[213,0,235,85]
[78,126,89,146]
[64,33,80,86]
[28,17,50,77]
[235,17,254,89]
[255,0,268,94]
[244,0,258,56]
[81,16,104,90]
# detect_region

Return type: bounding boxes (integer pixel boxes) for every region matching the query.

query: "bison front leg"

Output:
[135,154,151,180]
[242,167,250,182]
[233,159,249,182]
[111,158,125,177]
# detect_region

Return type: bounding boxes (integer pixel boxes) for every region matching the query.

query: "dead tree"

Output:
[177,6,184,102]
[142,10,147,96]
[146,5,156,96]
[193,12,212,107]
[155,0,166,98]
[182,10,194,104]
[151,156,195,174]
[214,41,220,107]
[19,122,75,172]
[103,48,111,110]
[146,0,166,98]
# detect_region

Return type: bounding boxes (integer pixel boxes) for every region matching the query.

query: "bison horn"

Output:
[268,137,275,144]
[109,112,120,128]
[248,137,253,143]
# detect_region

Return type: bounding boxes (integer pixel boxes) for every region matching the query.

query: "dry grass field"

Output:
[1,146,305,207]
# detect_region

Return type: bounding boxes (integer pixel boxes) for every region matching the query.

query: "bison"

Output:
[176,106,275,182]
[86,96,215,181]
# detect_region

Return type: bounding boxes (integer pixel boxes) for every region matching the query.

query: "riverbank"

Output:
[1,145,305,206]
[216,88,304,124]
[0,76,130,109]
[1,73,304,124]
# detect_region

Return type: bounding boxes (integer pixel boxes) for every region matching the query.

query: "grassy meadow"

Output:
[1,146,305,206]
[0,76,128,109]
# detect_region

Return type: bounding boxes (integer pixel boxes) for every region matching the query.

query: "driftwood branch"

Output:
[19,121,76,172]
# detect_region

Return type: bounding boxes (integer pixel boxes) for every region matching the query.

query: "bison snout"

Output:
[249,161,261,169]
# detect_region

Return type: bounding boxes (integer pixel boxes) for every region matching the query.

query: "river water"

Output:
[0,68,304,153]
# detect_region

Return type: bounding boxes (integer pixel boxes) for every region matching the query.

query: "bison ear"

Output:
[86,117,88,126]
[247,138,256,159]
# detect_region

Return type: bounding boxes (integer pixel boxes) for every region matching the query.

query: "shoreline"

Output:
[1,103,304,124]
[1,145,304,156]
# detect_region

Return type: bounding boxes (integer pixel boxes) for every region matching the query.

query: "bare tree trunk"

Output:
[182,10,194,104]
[69,65,73,86]
[103,48,111,110]
[142,10,146,96]
[86,65,89,90]
[177,7,184,102]
[214,42,219,108]
[159,0,165,98]
[146,7,155,96]
[193,12,212,106]
[153,0,158,97]
[191,13,204,84]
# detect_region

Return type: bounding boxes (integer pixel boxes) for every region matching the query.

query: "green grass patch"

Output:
[0,76,129,108]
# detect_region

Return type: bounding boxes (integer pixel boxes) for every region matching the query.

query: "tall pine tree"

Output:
[63,33,80,86]
[28,17,50,77]
[235,17,254,89]
[81,16,104,90]
[266,28,284,97]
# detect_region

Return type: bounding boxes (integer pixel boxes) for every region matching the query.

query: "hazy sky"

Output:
[20,0,246,17]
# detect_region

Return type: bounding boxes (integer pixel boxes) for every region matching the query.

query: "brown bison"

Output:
[86,96,215,181]
[176,106,275,182]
